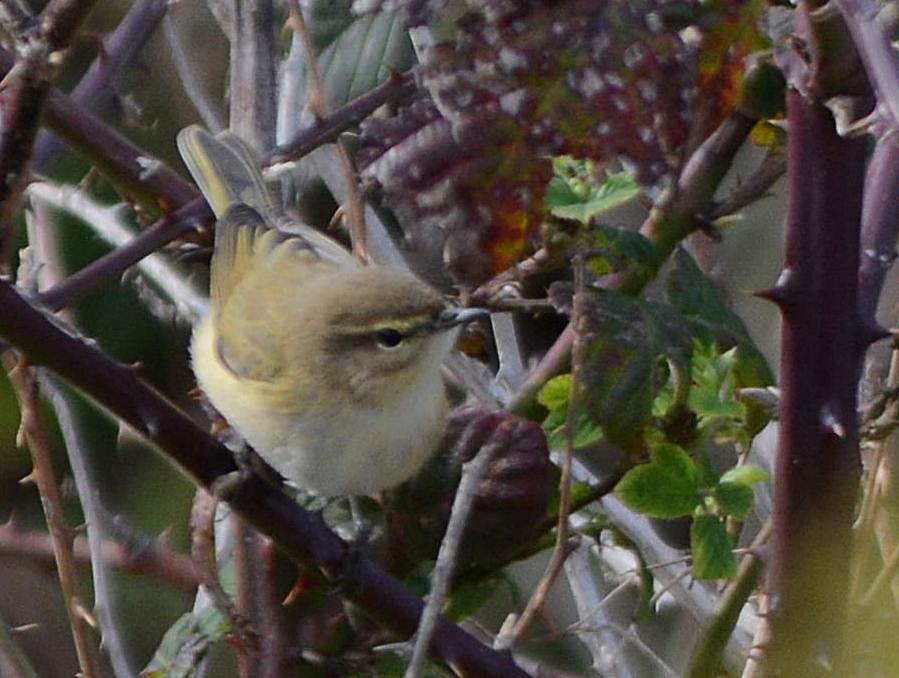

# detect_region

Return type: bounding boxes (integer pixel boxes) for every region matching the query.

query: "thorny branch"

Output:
[5,357,101,678]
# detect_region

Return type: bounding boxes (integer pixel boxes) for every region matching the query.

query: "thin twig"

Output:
[190,490,259,657]
[33,0,170,170]
[288,2,368,261]
[267,69,415,166]
[162,11,225,134]
[499,253,587,649]
[28,181,209,323]
[709,152,787,220]
[25,199,135,677]
[0,523,200,590]
[5,356,101,678]
[859,535,899,609]
[404,424,512,678]
[37,195,210,311]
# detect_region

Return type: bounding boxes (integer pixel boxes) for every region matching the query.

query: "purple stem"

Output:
[766,90,868,676]
[858,136,899,325]
[33,0,170,170]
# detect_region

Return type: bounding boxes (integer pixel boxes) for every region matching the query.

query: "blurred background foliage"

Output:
[2,0,896,675]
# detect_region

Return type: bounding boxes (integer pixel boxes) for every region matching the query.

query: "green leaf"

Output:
[445,577,501,621]
[573,287,693,450]
[304,8,416,108]
[714,481,754,519]
[589,225,662,277]
[668,249,773,389]
[538,373,572,412]
[721,464,770,487]
[691,513,737,579]
[141,607,230,678]
[668,250,774,435]
[616,444,700,518]
[548,166,642,222]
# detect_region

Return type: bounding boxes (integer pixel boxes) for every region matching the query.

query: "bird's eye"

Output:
[375,328,404,348]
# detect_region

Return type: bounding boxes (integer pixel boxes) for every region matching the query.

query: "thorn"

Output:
[10,623,40,634]
[282,574,313,606]
[821,406,848,438]
[756,268,800,307]
[131,361,143,371]
[73,602,98,629]
[754,285,790,306]
[858,320,891,347]
[329,204,348,230]
[18,470,37,485]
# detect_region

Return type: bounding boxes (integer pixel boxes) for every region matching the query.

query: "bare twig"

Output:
[28,182,209,323]
[287,2,368,261]
[190,490,258,657]
[5,356,101,678]
[266,69,415,166]
[0,47,199,212]
[834,0,899,131]
[162,11,225,134]
[404,424,511,678]
[499,254,587,649]
[469,246,557,307]
[0,523,200,590]
[710,152,787,220]
[33,0,170,169]
[25,199,134,677]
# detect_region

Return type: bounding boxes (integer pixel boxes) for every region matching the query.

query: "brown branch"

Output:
[5,357,101,678]
[500,254,587,650]
[288,1,368,260]
[264,69,416,166]
[765,90,867,677]
[33,0,170,170]
[0,278,529,678]
[0,523,200,590]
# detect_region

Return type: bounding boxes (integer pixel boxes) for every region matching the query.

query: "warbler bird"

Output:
[178,126,485,496]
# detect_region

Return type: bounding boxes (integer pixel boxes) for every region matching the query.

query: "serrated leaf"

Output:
[538,373,572,412]
[668,249,773,387]
[720,464,769,487]
[547,413,604,451]
[714,481,754,518]
[573,287,693,450]
[667,249,773,435]
[548,165,641,222]
[691,513,737,578]
[616,444,700,518]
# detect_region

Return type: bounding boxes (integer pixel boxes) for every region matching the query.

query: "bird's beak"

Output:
[433,307,490,330]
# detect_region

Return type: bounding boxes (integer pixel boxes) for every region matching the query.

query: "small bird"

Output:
[178,126,486,496]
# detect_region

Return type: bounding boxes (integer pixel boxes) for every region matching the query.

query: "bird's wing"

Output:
[177,125,359,268]
[210,205,321,382]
